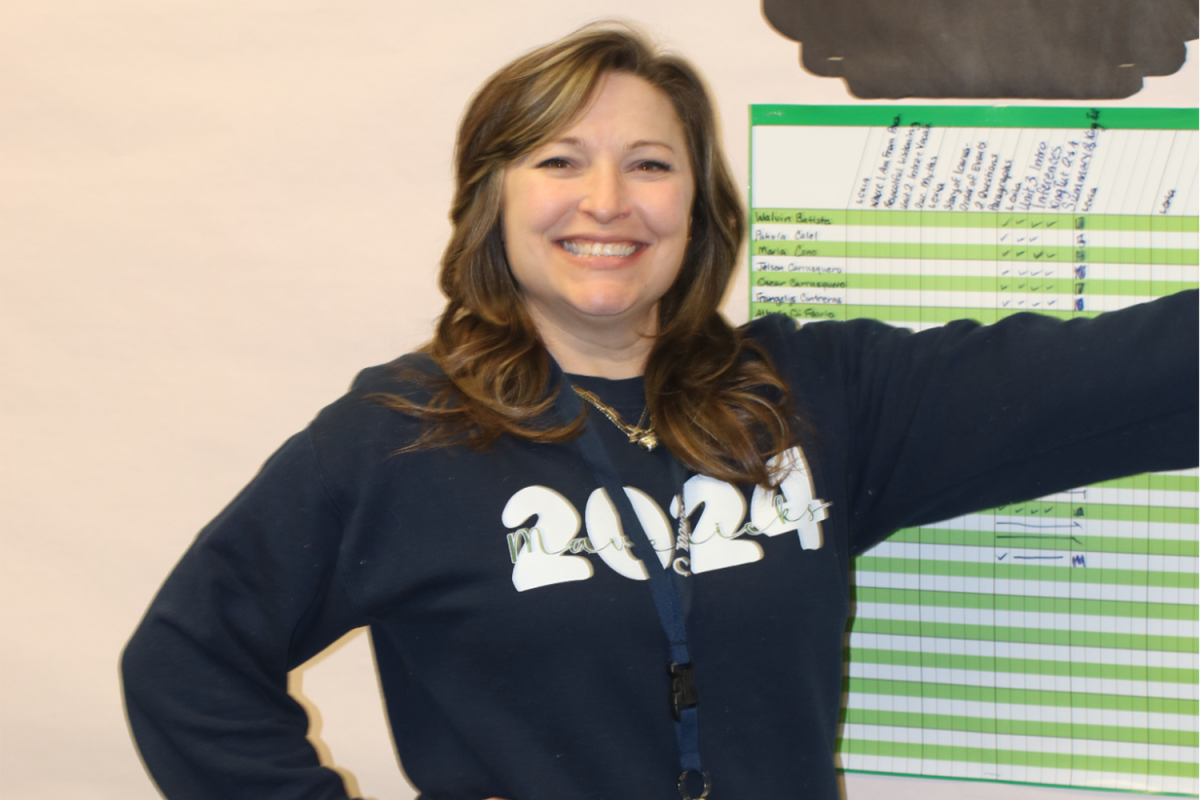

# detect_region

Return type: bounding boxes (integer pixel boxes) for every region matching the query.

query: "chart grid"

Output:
[749,105,1199,795]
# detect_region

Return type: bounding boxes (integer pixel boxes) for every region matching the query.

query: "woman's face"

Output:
[500,72,695,340]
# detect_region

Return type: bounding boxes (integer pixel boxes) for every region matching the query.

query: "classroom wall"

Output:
[1,2,1194,798]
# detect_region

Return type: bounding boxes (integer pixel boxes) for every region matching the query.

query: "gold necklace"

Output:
[573,387,658,451]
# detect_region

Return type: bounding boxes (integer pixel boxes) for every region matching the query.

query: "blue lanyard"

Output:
[553,372,711,800]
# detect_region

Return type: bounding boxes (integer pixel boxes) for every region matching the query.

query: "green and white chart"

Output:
[749,106,1199,795]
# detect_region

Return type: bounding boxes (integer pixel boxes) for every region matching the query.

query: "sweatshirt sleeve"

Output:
[833,289,1199,555]
[121,429,368,800]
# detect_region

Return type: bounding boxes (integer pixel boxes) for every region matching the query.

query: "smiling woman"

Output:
[500,72,695,376]
[375,25,794,485]
[120,20,1198,800]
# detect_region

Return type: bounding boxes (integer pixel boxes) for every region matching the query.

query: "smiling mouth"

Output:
[559,240,641,258]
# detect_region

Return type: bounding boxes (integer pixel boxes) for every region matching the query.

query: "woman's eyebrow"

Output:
[545,137,677,152]
[627,139,677,152]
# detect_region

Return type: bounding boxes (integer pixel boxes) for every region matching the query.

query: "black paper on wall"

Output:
[763,0,1198,99]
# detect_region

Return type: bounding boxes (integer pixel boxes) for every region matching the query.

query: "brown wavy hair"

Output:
[377,22,795,486]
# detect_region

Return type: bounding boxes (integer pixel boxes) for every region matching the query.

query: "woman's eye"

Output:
[536,157,572,169]
[635,160,671,173]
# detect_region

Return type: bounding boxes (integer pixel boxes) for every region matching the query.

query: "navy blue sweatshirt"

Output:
[123,292,1198,800]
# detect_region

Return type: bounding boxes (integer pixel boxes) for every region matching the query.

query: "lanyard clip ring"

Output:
[678,769,711,799]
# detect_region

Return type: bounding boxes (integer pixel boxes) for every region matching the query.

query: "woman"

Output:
[122,23,1197,800]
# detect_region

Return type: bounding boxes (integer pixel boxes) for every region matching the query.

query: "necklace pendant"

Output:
[574,387,657,452]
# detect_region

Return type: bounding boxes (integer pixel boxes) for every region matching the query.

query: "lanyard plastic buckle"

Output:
[669,662,698,722]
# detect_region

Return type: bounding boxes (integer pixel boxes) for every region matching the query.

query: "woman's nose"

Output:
[578,164,630,223]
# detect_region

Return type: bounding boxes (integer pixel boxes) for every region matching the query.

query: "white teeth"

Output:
[561,240,638,258]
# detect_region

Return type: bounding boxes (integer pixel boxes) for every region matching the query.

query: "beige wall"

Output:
[1,2,1194,798]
